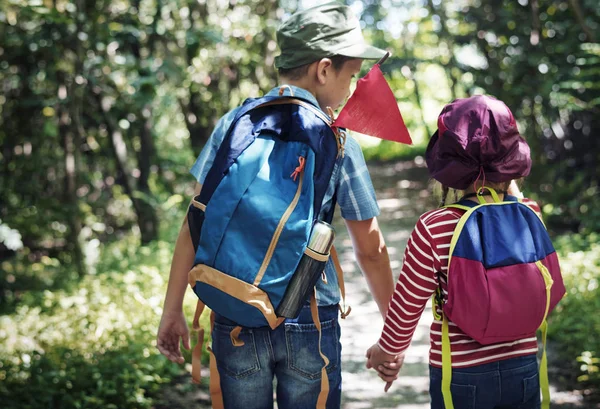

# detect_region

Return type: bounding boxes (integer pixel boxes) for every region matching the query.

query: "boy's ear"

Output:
[315,58,333,85]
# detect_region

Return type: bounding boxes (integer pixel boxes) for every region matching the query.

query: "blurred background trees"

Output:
[1,0,598,407]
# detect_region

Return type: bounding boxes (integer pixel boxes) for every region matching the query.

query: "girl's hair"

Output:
[433,182,458,207]
[440,185,450,207]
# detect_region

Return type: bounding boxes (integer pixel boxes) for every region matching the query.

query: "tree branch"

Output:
[568,0,597,42]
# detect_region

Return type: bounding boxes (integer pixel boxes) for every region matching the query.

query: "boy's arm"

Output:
[157,183,201,363]
[344,217,394,318]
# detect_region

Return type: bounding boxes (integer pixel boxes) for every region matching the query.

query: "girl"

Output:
[367,95,547,409]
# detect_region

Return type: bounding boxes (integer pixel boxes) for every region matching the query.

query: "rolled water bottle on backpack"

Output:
[276,221,335,318]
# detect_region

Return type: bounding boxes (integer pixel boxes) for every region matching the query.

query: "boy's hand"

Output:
[157,310,190,364]
[366,344,405,391]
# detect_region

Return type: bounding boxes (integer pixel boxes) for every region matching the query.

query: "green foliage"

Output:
[362,140,427,163]
[1,0,599,406]
[0,0,281,265]
[445,0,600,234]
[549,233,600,395]
[0,210,208,409]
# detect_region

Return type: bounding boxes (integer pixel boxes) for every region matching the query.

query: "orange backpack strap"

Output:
[207,311,224,409]
[191,302,225,409]
[330,245,351,319]
[191,300,205,384]
[309,289,330,409]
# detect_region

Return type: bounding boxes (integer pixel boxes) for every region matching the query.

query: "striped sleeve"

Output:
[377,217,438,355]
[521,198,542,216]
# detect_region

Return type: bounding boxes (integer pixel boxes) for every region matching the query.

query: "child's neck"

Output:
[278,77,327,110]
[279,78,318,98]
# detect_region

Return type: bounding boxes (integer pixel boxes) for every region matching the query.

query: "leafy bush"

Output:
[549,233,600,396]
[362,140,426,163]
[0,231,207,409]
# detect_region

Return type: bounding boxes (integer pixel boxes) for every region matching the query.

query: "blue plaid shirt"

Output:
[190,85,380,306]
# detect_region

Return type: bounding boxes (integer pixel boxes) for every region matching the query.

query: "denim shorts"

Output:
[212,304,341,409]
[429,354,540,409]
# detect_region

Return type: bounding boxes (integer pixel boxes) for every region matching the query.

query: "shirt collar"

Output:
[265,85,323,113]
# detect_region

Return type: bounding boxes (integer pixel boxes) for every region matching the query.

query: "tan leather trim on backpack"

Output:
[191,300,205,385]
[191,197,206,212]
[208,311,224,409]
[310,289,330,409]
[189,264,280,329]
[330,245,351,319]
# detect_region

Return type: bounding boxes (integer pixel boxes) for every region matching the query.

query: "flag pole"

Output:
[376,51,391,66]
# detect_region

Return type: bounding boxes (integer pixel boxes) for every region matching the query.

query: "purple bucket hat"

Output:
[425,95,531,190]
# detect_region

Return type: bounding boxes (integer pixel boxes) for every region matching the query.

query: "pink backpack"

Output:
[434,189,565,409]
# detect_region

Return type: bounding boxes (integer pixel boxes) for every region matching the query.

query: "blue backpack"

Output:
[185,96,346,402]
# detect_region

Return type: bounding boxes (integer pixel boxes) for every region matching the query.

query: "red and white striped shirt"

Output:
[378,198,541,368]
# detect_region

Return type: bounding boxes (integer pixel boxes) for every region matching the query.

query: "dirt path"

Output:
[157,160,596,409]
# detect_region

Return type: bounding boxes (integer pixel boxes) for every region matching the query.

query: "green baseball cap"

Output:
[275,2,387,69]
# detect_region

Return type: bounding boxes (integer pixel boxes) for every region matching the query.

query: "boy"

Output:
[158,3,396,408]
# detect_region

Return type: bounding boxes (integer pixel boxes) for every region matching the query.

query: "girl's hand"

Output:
[366,344,404,391]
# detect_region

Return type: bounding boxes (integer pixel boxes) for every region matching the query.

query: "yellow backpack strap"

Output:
[536,259,554,409]
[191,300,206,384]
[441,313,454,409]
[539,320,550,409]
[478,186,502,203]
[330,245,351,319]
[309,289,330,409]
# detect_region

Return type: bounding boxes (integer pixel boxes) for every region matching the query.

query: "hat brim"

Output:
[334,42,387,60]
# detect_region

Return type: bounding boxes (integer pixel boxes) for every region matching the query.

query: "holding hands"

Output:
[366,343,405,392]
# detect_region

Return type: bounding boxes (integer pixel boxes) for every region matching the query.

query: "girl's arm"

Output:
[377,217,438,356]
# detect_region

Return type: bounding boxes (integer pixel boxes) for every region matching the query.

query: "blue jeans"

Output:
[212,304,342,409]
[429,355,541,409]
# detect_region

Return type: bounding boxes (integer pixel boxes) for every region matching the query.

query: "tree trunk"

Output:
[427,0,461,100]
[181,0,219,156]
[136,106,159,243]
[180,93,213,156]
[412,71,432,138]
[401,42,432,137]
[530,0,541,45]
[58,102,86,277]
[568,0,597,42]
[96,91,158,244]
[130,0,159,243]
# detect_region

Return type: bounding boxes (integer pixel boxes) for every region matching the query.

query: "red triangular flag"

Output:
[333,64,412,145]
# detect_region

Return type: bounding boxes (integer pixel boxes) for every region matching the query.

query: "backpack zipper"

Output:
[253,157,305,286]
